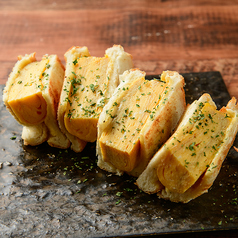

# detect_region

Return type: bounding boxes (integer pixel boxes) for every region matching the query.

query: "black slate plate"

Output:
[0,72,238,238]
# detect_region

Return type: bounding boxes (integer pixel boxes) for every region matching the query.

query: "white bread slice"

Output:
[3,53,70,148]
[22,124,48,146]
[97,70,186,177]
[58,45,133,152]
[136,94,238,203]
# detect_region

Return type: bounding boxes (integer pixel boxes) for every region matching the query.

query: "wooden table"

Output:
[1,0,238,100]
[0,1,238,237]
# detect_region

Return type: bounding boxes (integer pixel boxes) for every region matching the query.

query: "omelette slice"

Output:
[4,53,47,125]
[64,56,111,142]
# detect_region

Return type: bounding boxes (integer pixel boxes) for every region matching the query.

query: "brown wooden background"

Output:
[0,1,238,237]
[1,0,238,100]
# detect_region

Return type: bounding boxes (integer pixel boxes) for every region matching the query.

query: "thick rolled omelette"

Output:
[136,93,238,203]
[3,53,70,148]
[58,45,133,152]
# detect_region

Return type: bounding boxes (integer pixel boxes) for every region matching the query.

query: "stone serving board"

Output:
[0,72,237,237]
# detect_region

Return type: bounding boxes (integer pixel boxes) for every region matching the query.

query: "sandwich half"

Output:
[3,53,70,148]
[58,45,133,152]
[136,93,238,203]
[97,69,186,177]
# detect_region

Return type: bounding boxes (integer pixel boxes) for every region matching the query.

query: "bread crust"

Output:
[22,123,48,146]
[136,94,238,203]
[41,54,70,148]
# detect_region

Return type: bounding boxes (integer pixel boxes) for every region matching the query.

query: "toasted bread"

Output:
[58,45,133,152]
[136,94,238,203]
[3,53,70,148]
[97,70,186,177]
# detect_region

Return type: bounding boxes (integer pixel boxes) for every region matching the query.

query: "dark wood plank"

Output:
[1,0,238,10]
[1,6,238,99]
[1,6,238,59]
